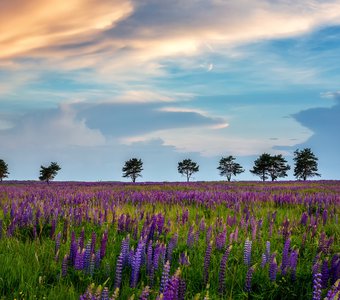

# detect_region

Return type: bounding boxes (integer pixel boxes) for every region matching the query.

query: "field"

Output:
[0,181,339,299]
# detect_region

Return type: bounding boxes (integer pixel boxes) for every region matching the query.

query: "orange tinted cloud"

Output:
[0,0,133,58]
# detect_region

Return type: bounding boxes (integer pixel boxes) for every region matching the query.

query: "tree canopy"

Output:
[122,158,143,182]
[178,159,199,182]
[39,162,61,183]
[0,159,9,182]
[250,153,290,181]
[293,148,320,180]
[217,155,244,181]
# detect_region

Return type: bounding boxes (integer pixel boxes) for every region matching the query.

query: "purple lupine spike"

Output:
[300,212,308,226]
[245,265,255,292]
[90,231,96,255]
[312,272,322,300]
[83,242,91,272]
[265,241,271,262]
[163,269,181,300]
[153,242,162,271]
[139,286,150,300]
[146,240,153,277]
[325,279,340,300]
[179,252,190,266]
[330,254,340,285]
[75,248,85,270]
[131,238,144,288]
[243,239,252,267]
[100,231,108,259]
[121,235,130,267]
[101,287,109,300]
[69,239,78,267]
[215,227,227,251]
[160,261,171,293]
[321,259,330,289]
[78,227,85,250]
[281,238,291,275]
[55,232,61,261]
[115,252,124,289]
[166,232,178,263]
[178,278,186,300]
[269,254,278,281]
[61,254,68,277]
[199,218,206,232]
[322,209,328,226]
[89,253,95,276]
[290,249,299,281]
[95,249,101,269]
[187,225,194,248]
[203,241,213,285]
[261,253,267,268]
[218,245,232,295]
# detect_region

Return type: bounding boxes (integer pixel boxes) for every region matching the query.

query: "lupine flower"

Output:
[61,254,68,277]
[90,231,96,255]
[83,242,91,272]
[243,239,252,267]
[166,233,178,263]
[101,287,109,300]
[312,272,322,300]
[75,248,84,270]
[281,238,291,275]
[187,225,194,248]
[218,245,232,295]
[178,279,186,300]
[245,265,255,292]
[324,279,340,300]
[203,241,213,285]
[100,230,108,259]
[131,239,145,288]
[269,254,278,282]
[321,259,330,289]
[78,227,85,249]
[160,261,171,293]
[55,232,61,261]
[115,252,124,289]
[290,249,299,281]
[179,252,190,266]
[121,235,130,267]
[146,240,153,277]
[163,268,181,300]
[139,286,150,300]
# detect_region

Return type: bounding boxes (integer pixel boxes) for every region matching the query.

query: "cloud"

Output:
[0,0,133,58]
[75,102,227,137]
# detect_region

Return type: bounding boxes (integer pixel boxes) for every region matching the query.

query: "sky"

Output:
[1,0,340,182]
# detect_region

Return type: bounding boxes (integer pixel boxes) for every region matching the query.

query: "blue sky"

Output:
[1,0,340,181]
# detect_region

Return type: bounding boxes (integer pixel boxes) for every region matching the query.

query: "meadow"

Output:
[0,181,339,299]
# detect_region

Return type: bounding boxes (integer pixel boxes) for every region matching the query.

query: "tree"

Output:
[217,155,244,181]
[178,159,199,182]
[39,162,61,183]
[0,159,9,182]
[122,158,143,182]
[293,148,320,180]
[267,154,290,181]
[250,153,290,181]
[250,153,272,181]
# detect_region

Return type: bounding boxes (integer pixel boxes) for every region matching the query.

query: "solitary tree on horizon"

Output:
[122,158,143,182]
[39,162,61,183]
[217,155,244,181]
[0,159,9,182]
[178,158,199,182]
[294,148,320,180]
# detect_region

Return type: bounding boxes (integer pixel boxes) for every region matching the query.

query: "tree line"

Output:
[0,148,320,183]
